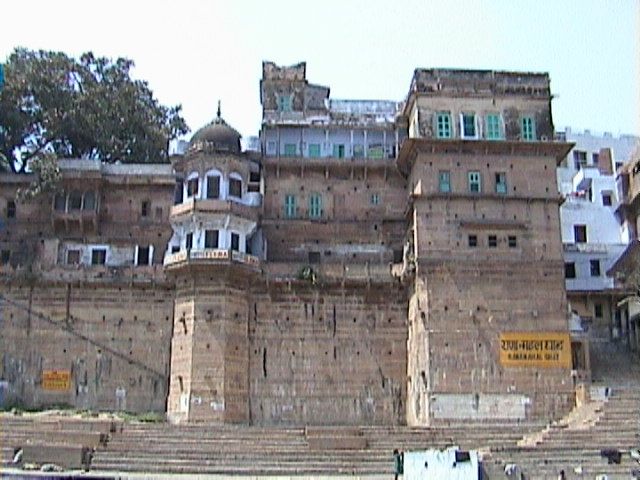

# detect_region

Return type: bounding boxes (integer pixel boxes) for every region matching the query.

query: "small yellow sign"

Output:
[499,332,571,368]
[42,370,71,391]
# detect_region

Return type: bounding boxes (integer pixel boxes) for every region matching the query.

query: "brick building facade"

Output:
[0,62,576,425]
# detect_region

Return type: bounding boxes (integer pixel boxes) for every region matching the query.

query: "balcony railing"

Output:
[163,248,260,269]
[170,197,261,221]
[563,243,609,253]
[51,209,99,233]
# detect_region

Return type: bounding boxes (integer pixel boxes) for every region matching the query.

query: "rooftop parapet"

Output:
[54,159,173,177]
[408,68,551,98]
[262,61,307,82]
[327,99,402,126]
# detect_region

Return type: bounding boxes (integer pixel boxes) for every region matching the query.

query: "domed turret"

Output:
[189,101,241,153]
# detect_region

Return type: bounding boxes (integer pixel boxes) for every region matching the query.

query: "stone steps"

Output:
[2,381,637,478]
[484,459,635,479]
[1,447,15,466]
[91,459,393,474]
[89,422,539,475]
[484,371,640,478]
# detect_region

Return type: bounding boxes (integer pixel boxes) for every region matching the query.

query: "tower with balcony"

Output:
[164,105,262,423]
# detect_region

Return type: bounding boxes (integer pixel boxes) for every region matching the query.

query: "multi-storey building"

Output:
[1,62,577,425]
[608,151,640,354]
[557,127,638,174]
[0,160,175,411]
[556,130,638,345]
[400,68,574,423]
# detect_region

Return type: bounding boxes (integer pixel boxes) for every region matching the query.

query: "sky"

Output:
[1,0,638,141]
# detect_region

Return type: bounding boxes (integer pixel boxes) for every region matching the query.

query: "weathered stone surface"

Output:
[1,63,580,428]
[21,444,92,470]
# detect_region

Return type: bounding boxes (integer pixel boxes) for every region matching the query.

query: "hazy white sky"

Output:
[1,0,638,140]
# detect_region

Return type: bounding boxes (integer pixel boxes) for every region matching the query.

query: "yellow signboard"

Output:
[42,370,71,391]
[499,332,571,368]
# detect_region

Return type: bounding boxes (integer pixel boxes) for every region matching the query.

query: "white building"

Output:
[557,129,639,337]
[557,127,639,173]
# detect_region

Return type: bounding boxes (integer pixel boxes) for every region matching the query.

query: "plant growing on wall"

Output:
[298,265,317,285]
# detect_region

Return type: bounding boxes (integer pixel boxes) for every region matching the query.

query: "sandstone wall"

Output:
[249,284,407,425]
[1,280,174,412]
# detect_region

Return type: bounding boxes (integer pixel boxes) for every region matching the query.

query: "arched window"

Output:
[230,232,240,251]
[186,172,199,199]
[228,172,242,199]
[54,192,66,211]
[174,177,184,205]
[204,229,219,248]
[83,191,96,210]
[204,169,222,199]
[68,191,82,210]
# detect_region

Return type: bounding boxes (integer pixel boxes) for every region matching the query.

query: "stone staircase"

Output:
[483,338,640,479]
[89,420,546,476]
[2,338,638,477]
[0,414,121,471]
[484,386,640,478]
[0,413,545,476]
[2,401,635,478]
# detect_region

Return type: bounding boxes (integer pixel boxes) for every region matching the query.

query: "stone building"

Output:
[0,160,175,411]
[400,68,574,422]
[1,62,577,425]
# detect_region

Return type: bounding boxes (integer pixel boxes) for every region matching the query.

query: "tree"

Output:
[0,48,188,173]
[16,152,62,200]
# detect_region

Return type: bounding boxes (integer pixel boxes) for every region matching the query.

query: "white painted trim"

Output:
[460,112,479,139]
[185,171,200,200]
[228,171,243,200]
[204,169,223,200]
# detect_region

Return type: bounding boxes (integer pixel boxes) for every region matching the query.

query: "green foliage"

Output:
[0,48,189,173]
[116,411,165,423]
[298,265,317,284]
[16,152,62,201]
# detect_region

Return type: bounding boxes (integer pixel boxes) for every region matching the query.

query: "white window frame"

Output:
[228,172,243,200]
[90,246,109,266]
[459,112,479,139]
[204,169,223,200]
[409,109,420,138]
[185,232,194,250]
[230,231,242,252]
[134,244,154,266]
[204,229,219,249]
[185,171,200,199]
